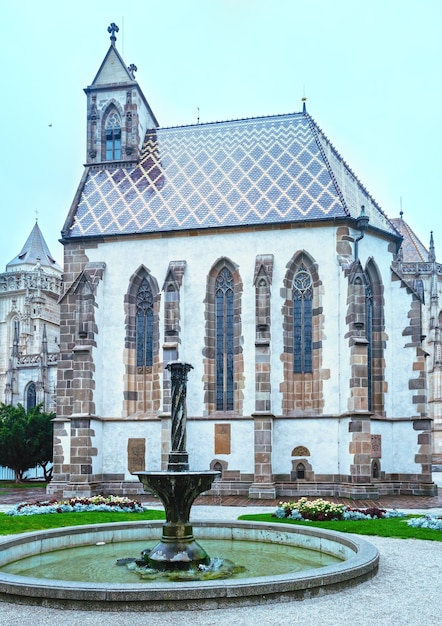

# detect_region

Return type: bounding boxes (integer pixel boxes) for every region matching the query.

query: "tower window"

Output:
[105,112,121,160]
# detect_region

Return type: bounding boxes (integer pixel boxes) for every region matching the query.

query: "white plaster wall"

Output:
[383,268,419,418]
[87,224,348,418]
[58,422,70,466]
[101,419,162,478]
[273,418,345,475]
[186,419,255,474]
[87,223,417,425]
[371,420,420,473]
[92,261,127,417]
[90,419,103,476]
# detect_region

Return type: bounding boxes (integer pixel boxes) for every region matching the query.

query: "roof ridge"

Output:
[305,112,349,216]
[156,110,304,132]
[306,112,401,236]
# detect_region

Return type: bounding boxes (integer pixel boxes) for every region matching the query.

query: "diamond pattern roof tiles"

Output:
[391,218,429,262]
[65,112,398,239]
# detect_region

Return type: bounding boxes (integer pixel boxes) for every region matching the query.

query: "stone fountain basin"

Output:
[0,520,379,611]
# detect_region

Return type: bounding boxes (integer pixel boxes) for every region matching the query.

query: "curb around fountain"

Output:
[0,520,379,611]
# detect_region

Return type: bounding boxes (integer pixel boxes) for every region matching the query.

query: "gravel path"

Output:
[0,504,441,625]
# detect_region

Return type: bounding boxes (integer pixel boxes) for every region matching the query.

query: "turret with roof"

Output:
[6,221,62,274]
[84,22,158,167]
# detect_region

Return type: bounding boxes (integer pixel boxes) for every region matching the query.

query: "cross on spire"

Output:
[108,23,119,45]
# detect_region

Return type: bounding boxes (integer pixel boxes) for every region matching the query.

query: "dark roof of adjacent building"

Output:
[390,217,429,262]
[6,222,62,273]
[63,111,400,241]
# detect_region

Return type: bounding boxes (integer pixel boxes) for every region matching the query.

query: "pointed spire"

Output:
[434,325,442,369]
[6,222,61,273]
[302,97,307,114]
[41,324,48,356]
[12,321,19,358]
[429,231,436,262]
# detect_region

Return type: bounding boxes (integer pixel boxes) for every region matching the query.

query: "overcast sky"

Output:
[1,0,441,267]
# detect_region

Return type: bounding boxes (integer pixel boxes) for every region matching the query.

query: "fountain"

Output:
[0,361,379,610]
[135,361,220,572]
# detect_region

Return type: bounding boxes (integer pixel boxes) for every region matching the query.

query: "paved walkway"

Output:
[1,476,442,511]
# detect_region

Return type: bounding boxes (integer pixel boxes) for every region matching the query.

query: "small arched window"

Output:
[105,111,121,160]
[136,279,154,368]
[293,264,313,373]
[213,461,223,477]
[372,460,380,479]
[296,462,306,479]
[26,382,36,410]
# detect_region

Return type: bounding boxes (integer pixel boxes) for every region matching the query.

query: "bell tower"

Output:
[84,23,158,165]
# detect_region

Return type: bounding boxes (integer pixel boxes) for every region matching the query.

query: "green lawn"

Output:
[237,513,442,542]
[0,510,165,535]
[0,481,47,492]
[1,509,440,541]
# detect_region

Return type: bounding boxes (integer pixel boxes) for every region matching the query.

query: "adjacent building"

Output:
[0,222,62,412]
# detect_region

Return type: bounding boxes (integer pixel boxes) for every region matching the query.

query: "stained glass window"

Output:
[105,111,121,160]
[215,267,234,410]
[26,382,36,410]
[293,264,313,373]
[366,280,373,411]
[136,279,154,367]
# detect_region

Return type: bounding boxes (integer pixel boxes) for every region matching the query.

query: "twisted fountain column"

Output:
[136,360,220,570]
[166,361,193,471]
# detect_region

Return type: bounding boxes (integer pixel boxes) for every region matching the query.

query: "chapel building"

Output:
[48,25,439,499]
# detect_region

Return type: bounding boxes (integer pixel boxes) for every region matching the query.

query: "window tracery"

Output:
[215,267,234,410]
[293,263,313,373]
[136,279,154,368]
[105,111,121,160]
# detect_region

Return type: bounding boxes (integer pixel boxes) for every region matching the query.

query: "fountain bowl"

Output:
[0,519,378,611]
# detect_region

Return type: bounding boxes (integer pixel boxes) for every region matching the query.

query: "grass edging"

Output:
[0,510,165,536]
[237,513,442,542]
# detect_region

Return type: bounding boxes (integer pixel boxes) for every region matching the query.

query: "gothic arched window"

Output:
[136,279,154,368]
[293,264,313,373]
[365,260,385,415]
[105,111,121,160]
[365,279,374,411]
[215,267,234,410]
[26,382,36,410]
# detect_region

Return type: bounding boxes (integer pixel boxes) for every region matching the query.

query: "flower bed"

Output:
[6,495,147,516]
[274,497,405,522]
[407,515,442,530]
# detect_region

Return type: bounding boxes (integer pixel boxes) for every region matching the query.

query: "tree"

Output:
[27,405,54,481]
[0,403,54,482]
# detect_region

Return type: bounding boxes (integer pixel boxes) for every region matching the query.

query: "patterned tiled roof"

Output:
[390,217,429,262]
[65,112,399,239]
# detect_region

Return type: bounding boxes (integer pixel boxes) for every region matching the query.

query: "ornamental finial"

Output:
[108,23,119,46]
